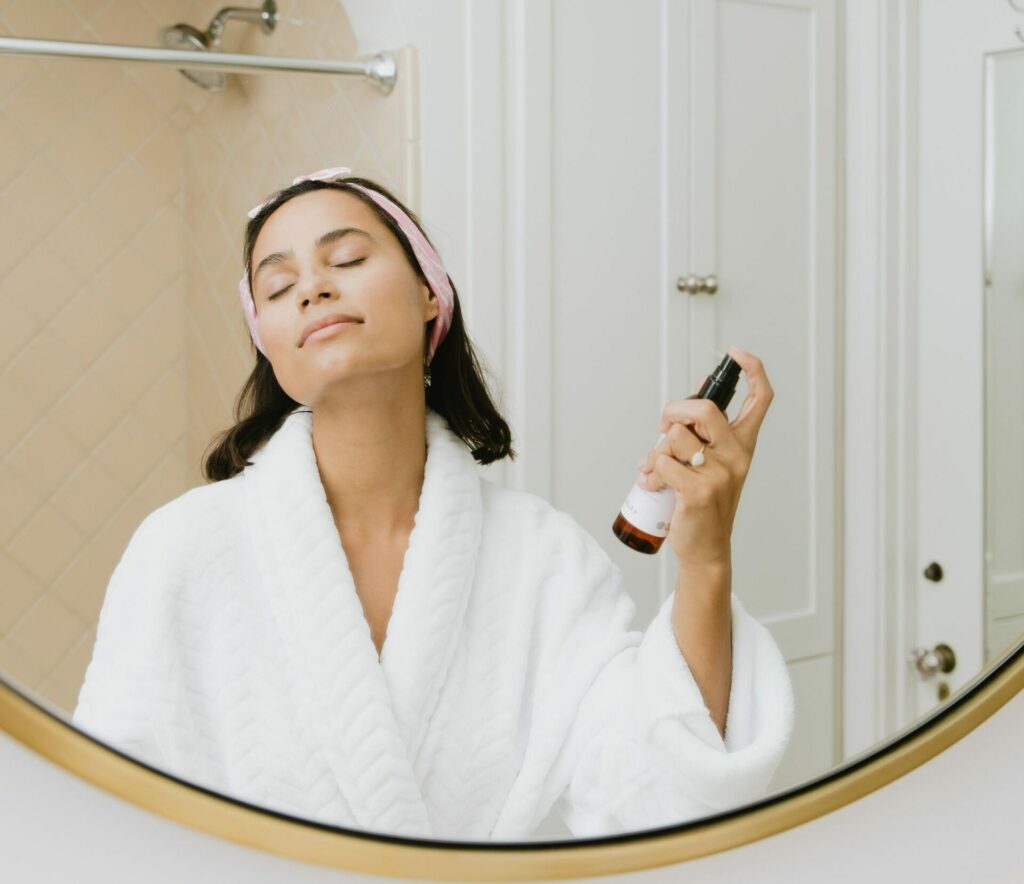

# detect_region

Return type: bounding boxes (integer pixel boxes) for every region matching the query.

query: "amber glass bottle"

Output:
[612,354,742,554]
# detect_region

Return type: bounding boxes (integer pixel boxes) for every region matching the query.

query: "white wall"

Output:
[1,687,1020,880]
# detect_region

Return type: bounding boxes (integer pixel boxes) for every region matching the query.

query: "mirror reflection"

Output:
[0,0,1021,843]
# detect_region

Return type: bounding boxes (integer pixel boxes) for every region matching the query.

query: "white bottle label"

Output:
[620,483,676,537]
[620,430,676,537]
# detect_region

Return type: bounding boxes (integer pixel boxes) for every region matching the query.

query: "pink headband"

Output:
[238,166,454,365]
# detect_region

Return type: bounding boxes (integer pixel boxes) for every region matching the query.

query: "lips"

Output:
[299,313,362,346]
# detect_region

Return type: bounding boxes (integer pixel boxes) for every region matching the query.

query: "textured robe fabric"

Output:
[72,404,795,840]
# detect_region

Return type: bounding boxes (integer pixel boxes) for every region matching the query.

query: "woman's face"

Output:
[249,188,438,405]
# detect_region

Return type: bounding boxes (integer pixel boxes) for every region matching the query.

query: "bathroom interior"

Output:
[0,0,1022,858]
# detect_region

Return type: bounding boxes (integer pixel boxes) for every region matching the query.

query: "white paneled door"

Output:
[914,4,1023,721]
[549,0,840,788]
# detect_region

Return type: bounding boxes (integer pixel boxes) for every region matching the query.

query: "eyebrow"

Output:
[252,227,375,281]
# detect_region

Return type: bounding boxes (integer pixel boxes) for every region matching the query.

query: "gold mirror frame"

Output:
[1,635,1020,882]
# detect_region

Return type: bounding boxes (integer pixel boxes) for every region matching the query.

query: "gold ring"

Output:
[689,445,706,467]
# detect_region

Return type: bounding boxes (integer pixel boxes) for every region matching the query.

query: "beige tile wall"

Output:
[0,0,418,715]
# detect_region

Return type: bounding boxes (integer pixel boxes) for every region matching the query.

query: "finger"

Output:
[643,449,727,494]
[640,451,698,493]
[663,421,711,466]
[642,423,709,481]
[659,396,731,445]
[725,345,774,452]
[656,374,708,434]
[646,419,748,483]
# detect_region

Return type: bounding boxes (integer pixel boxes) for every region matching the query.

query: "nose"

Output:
[302,290,333,306]
[294,266,336,305]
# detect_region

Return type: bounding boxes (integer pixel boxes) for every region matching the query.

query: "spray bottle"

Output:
[612,354,742,554]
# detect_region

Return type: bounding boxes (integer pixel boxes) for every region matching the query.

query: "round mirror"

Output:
[0,0,1022,875]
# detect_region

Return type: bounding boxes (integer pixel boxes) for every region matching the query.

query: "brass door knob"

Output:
[676,274,718,294]
[907,643,957,678]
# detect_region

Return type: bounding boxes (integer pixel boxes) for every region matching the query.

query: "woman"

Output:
[73,166,794,840]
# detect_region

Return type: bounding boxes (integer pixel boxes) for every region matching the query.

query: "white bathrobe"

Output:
[72,404,794,841]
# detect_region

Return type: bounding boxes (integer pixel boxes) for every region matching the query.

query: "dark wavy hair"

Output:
[201,175,516,481]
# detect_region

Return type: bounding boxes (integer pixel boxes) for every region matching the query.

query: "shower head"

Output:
[161,1,279,92]
[161,23,224,91]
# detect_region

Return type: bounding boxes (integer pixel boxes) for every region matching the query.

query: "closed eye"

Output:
[268,258,366,300]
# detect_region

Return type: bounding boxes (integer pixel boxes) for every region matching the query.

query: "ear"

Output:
[423,283,439,319]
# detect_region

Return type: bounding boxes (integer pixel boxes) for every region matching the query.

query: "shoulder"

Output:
[478,477,622,587]
[479,476,575,537]
[126,476,241,562]
[97,478,244,622]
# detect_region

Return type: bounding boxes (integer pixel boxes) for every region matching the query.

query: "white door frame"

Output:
[842,0,925,759]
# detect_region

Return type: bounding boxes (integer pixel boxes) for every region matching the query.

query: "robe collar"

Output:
[241,404,482,836]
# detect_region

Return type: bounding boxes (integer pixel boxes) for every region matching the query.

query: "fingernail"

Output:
[636,456,647,469]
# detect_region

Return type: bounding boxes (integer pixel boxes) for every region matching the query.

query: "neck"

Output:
[310,394,428,541]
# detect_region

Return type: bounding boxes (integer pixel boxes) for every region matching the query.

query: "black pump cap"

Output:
[696,354,742,414]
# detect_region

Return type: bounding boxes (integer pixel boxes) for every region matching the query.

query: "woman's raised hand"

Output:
[637,345,775,568]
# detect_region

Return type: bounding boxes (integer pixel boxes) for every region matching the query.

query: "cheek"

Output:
[371,264,417,305]
[255,307,293,349]
[366,267,428,323]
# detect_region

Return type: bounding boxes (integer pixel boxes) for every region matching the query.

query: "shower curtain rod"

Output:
[0,36,397,94]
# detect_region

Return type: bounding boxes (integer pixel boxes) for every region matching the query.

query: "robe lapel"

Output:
[241,404,481,835]
[377,408,482,771]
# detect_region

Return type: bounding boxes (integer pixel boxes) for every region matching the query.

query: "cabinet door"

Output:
[546,0,840,789]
